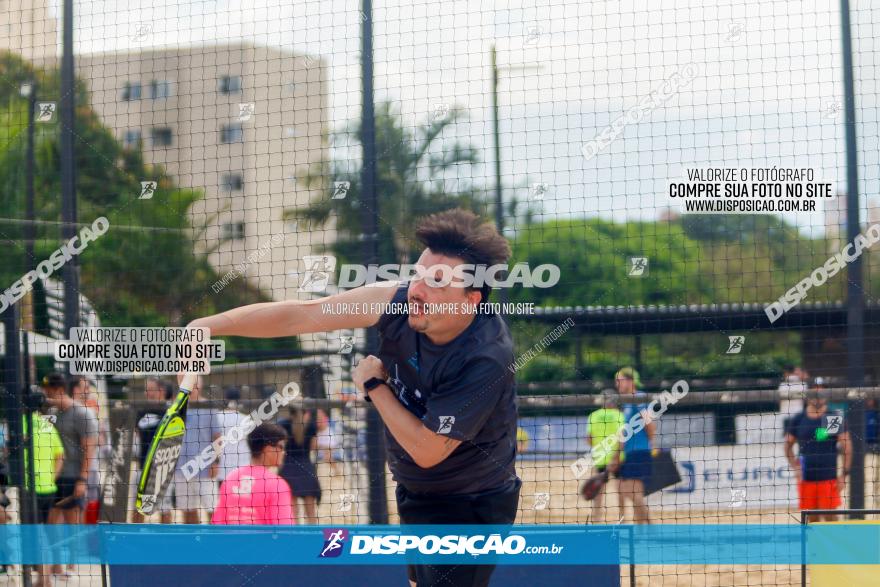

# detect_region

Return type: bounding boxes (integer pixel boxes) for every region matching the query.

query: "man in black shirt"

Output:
[189,209,520,586]
[784,391,851,522]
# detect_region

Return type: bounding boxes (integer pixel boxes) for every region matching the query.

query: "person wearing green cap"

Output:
[587,389,625,523]
[615,367,655,524]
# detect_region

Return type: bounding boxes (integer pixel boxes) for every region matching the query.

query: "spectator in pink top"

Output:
[212,423,296,525]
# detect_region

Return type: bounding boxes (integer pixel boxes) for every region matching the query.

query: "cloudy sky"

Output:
[42,0,880,233]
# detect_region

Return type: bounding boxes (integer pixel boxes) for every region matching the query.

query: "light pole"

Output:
[61,0,79,359]
[19,82,36,270]
[17,81,39,533]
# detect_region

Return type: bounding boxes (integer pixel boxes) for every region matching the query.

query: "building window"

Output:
[221,173,243,191]
[220,123,244,144]
[222,222,245,240]
[149,80,172,99]
[219,75,242,94]
[123,129,142,149]
[122,81,142,101]
[150,127,173,147]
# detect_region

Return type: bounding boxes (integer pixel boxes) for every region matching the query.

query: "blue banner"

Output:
[0,524,876,565]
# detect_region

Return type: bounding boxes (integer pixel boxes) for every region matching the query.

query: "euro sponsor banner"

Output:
[6,524,880,565]
[647,444,797,509]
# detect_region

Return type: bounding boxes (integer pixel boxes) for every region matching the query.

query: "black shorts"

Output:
[396,479,522,587]
[54,477,84,510]
[619,450,653,483]
[36,493,56,523]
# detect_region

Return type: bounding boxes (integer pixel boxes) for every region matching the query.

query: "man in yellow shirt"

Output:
[26,411,65,520]
[24,408,64,587]
[587,389,625,523]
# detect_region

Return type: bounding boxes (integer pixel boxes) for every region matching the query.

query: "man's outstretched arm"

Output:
[188,281,400,337]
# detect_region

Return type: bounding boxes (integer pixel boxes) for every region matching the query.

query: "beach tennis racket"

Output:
[135,372,197,514]
[580,470,610,501]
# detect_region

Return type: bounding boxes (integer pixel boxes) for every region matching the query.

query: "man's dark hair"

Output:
[804,389,827,403]
[247,422,287,457]
[415,208,511,301]
[161,380,175,400]
[224,387,242,402]
[41,372,67,393]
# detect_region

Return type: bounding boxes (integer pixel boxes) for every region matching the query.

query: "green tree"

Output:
[0,52,292,359]
[289,101,489,265]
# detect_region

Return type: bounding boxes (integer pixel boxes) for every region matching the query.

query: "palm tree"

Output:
[288,101,491,265]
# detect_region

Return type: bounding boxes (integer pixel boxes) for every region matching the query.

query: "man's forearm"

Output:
[190,284,396,337]
[80,443,95,479]
[369,386,426,453]
[370,385,461,469]
[191,301,305,337]
[784,444,799,468]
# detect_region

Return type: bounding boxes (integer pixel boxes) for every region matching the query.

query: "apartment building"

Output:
[4,2,333,302]
[74,44,332,301]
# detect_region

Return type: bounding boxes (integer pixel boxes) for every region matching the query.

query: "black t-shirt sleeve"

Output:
[421,356,512,442]
[376,283,409,334]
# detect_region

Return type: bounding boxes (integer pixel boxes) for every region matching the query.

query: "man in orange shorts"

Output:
[784,391,852,521]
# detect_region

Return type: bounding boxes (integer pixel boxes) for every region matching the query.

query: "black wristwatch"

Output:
[362,377,386,402]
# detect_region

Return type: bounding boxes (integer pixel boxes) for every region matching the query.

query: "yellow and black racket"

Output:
[135,372,197,514]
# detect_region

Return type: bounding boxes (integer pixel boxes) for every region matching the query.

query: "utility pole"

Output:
[490,45,542,305]
[490,45,509,306]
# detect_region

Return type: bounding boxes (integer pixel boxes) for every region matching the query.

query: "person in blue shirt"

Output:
[615,367,655,524]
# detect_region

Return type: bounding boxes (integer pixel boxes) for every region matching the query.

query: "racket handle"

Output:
[179,372,199,393]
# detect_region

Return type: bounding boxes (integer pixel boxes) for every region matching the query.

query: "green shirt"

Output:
[24,414,64,495]
[588,408,625,467]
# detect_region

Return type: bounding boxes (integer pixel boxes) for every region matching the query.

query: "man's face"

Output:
[615,377,635,395]
[145,380,163,401]
[407,250,480,337]
[808,398,827,413]
[267,440,286,468]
